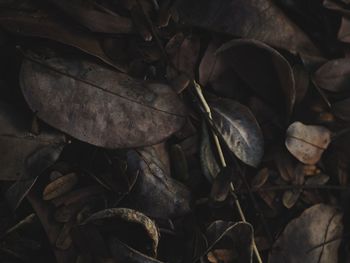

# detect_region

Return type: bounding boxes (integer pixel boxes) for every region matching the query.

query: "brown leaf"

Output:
[269,204,343,263]
[204,221,254,263]
[84,208,159,257]
[0,4,126,71]
[210,167,232,202]
[285,122,331,164]
[333,97,350,121]
[0,102,65,181]
[47,0,133,34]
[20,54,187,149]
[124,149,191,218]
[174,0,320,56]
[314,58,350,92]
[252,168,270,188]
[200,39,296,119]
[43,173,78,201]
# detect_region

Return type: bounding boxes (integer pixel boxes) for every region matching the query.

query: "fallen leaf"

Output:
[216,39,296,118]
[203,221,254,263]
[20,54,187,148]
[285,122,331,164]
[269,203,343,263]
[0,102,65,181]
[109,237,164,263]
[42,173,78,201]
[210,98,264,167]
[200,120,220,182]
[124,149,191,218]
[333,97,350,121]
[84,208,159,257]
[0,3,126,71]
[47,0,133,34]
[210,167,232,202]
[314,58,350,92]
[174,0,320,56]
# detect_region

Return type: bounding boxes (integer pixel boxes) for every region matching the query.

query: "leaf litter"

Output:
[0,0,349,262]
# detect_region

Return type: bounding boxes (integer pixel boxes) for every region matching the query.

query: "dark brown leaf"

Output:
[314,58,350,92]
[0,4,126,71]
[43,173,78,201]
[175,0,320,56]
[20,55,187,148]
[269,204,343,263]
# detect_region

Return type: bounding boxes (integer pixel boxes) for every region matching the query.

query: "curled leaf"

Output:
[285,122,331,165]
[85,208,159,257]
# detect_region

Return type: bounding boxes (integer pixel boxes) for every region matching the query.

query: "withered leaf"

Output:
[174,0,320,56]
[43,173,78,201]
[269,204,343,263]
[285,122,331,165]
[20,55,187,149]
[314,58,350,92]
[0,102,65,181]
[56,221,74,250]
[85,208,159,257]
[210,98,264,167]
[0,4,126,71]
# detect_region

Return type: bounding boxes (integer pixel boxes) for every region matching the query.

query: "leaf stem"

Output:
[193,80,263,263]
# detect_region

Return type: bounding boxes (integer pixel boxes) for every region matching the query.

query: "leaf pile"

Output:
[0,0,350,262]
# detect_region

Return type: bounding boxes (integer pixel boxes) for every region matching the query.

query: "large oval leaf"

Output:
[20,55,187,148]
[210,98,264,167]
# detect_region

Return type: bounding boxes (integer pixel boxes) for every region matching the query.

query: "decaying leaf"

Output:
[43,173,78,200]
[285,122,331,164]
[174,0,320,56]
[210,98,264,167]
[20,54,187,148]
[269,203,343,263]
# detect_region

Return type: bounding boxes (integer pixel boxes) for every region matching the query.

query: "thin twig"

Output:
[193,80,263,263]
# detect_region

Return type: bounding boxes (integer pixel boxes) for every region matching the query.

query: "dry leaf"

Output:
[285,122,331,164]
[269,203,343,263]
[43,173,78,201]
[20,54,187,148]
